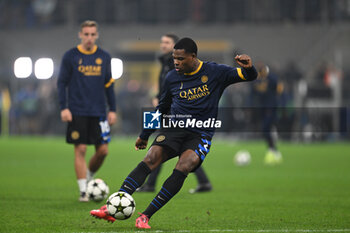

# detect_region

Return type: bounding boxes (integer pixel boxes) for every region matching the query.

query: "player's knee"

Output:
[75,145,87,156]
[98,147,108,157]
[176,153,200,174]
[143,147,163,170]
[143,154,161,169]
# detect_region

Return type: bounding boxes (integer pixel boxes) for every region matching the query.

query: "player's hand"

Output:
[60,108,72,122]
[108,111,117,125]
[235,54,252,68]
[135,137,148,150]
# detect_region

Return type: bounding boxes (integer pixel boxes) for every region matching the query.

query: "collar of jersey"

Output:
[77,45,98,55]
[184,60,203,76]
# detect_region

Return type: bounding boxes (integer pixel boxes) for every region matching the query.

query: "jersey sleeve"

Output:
[157,74,172,114]
[104,55,116,112]
[57,51,72,110]
[218,64,258,86]
[104,54,113,87]
[139,73,173,140]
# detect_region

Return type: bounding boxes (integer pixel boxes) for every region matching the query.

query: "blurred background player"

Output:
[251,62,283,165]
[137,33,212,193]
[57,20,117,202]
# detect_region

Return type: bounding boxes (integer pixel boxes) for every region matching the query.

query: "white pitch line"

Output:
[84,229,350,233]
[133,230,350,233]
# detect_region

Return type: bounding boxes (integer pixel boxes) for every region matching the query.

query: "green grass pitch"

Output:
[0,136,349,232]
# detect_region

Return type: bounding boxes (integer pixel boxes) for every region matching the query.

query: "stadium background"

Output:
[1,1,350,232]
[0,0,349,140]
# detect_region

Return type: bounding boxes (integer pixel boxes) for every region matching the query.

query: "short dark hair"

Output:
[174,37,197,55]
[164,34,179,44]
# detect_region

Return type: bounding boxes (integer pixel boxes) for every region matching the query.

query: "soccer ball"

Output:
[86,178,110,202]
[234,150,251,166]
[107,192,136,220]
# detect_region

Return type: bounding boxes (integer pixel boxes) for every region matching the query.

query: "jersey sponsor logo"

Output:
[201,75,208,83]
[156,135,165,142]
[95,58,103,65]
[78,65,102,76]
[179,84,210,101]
[71,131,80,140]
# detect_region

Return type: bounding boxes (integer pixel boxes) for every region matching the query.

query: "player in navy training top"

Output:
[57,20,117,202]
[136,34,213,194]
[90,37,257,228]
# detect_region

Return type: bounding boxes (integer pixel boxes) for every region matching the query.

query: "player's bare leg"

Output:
[143,145,167,170]
[88,144,108,181]
[175,149,200,175]
[136,150,199,229]
[74,144,89,202]
[75,144,88,178]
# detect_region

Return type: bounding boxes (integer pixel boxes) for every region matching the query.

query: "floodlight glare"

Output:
[35,58,54,79]
[111,58,123,79]
[14,57,32,78]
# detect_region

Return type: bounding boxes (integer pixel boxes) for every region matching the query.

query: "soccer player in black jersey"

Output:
[91,37,257,228]
[136,34,213,194]
[57,20,117,202]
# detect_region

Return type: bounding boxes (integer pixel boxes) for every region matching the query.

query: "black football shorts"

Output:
[151,129,212,171]
[66,115,111,145]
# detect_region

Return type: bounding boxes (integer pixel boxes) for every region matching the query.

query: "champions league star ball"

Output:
[107,192,136,220]
[234,150,251,166]
[86,178,110,202]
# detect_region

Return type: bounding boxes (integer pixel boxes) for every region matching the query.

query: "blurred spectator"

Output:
[280,61,301,107]
[32,0,57,27]
[308,61,332,99]
[323,63,343,88]
[117,79,149,135]
[37,80,61,134]
[13,84,39,134]
[1,0,350,28]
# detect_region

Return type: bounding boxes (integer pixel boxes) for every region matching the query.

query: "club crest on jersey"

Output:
[201,75,208,83]
[78,58,83,65]
[95,58,102,65]
[179,84,210,101]
[156,135,165,142]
